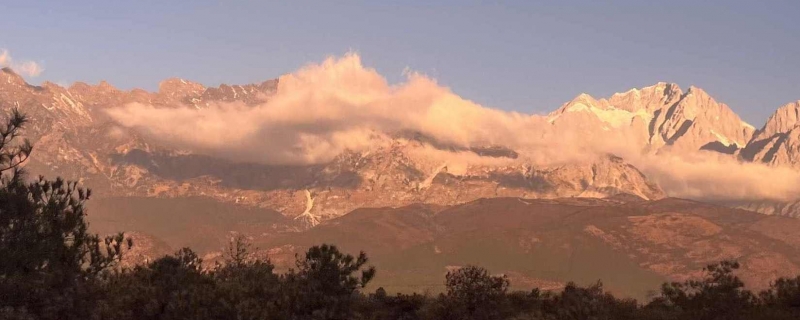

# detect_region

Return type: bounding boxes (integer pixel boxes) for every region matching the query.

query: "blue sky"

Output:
[2,0,798,125]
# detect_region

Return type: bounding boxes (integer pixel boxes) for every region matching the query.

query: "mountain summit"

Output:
[548,83,755,155]
[742,101,800,168]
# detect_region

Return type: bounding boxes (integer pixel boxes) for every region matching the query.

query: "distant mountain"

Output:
[0,67,665,228]
[3,65,800,293]
[5,67,800,221]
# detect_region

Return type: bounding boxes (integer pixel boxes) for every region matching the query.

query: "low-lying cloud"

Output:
[106,53,800,202]
[108,54,551,164]
[0,49,44,77]
[630,152,800,202]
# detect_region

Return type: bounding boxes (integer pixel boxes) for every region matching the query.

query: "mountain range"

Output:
[2,63,800,297]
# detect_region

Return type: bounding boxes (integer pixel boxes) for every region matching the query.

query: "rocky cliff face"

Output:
[741,101,800,167]
[547,82,756,155]
[733,101,800,217]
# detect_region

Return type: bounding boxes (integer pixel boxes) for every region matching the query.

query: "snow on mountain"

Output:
[547,83,755,154]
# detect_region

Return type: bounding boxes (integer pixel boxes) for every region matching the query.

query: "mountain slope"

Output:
[257,197,800,299]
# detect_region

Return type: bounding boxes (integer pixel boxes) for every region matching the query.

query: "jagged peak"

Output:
[611,87,641,98]
[686,85,706,96]
[650,81,671,88]
[67,82,102,99]
[558,82,683,116]
[563,82,684,114]
[158,77,205,95]
[756,100,800,138]
[68,81,91,91]
[1,67,26,85]
[67,80,119,96]
[774,100,800,113]
[97,80,117,91]
[680,86,749,122]
[611,82,677,98]
[610,82,679,96]
[559,92,603,111]
[683,86,730,108]
[40,81,64,90]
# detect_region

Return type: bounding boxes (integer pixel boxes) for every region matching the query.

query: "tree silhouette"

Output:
[547,281,637,320]
[759,276,800,319]
[439,265,510,320]
[280,244,376,319]
[647,260,756,320]
[213,235,282,320]
[0,109,130,320]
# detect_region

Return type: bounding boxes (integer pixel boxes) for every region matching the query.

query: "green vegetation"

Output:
[3,111,800,319]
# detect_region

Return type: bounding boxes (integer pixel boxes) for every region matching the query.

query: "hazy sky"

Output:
[2,0,798,125]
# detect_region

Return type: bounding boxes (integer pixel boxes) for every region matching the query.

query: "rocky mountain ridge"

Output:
[547,82,756,154]
[742,100,800,167]
[2,67,800,222]
[0,67,668,227]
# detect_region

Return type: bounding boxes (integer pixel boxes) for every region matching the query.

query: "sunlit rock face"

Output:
[742,101,800,168]
[730,101,800,217]
[547,82,755,155]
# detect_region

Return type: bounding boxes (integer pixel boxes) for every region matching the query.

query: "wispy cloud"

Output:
[0,49,44,77]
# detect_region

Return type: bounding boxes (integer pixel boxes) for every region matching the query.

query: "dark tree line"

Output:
[2,110,800,320]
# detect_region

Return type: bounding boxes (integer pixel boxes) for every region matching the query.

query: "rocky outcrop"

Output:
[158,78,205,100]
[753,101,800,141]
[741,101,800,168]
[548,83,755,155]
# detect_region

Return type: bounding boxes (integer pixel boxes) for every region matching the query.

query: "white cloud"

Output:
[0,49,44,77]
[107,53,549,165]
[105,53,800,202]
[0,50,9,66]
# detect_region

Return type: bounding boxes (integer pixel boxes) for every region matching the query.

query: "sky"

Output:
[2,0,798,125]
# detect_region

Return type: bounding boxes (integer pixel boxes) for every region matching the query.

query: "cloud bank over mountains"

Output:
[106,53,800,202]
[107,54,548,164]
